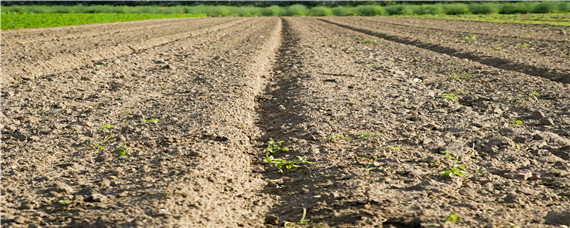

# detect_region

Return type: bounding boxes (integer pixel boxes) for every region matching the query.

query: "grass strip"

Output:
[1,13,206,30]
[400,13,570,26]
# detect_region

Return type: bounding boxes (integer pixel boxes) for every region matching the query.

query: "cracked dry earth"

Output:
[1,16,569,227]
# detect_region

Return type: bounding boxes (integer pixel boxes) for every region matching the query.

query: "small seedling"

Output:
[387,145,400,150]
[325,134,352,143]
[509,143,521,150]
[57,200,69,205]
[357,132,381,138]
[493,46,503,50]
[117,144,132,157]
[441,164,466,177]
[87,143,104,150]
[518,43,528,48]
[161,85,168,90]
[145,118,159,124]
[440,151,458,160]
[363,38,378,44]
[461,34,476,41]
[529,91,539,101]
[362,156,380,167]
[440,93,457,101]
[445,211,458,222]
[447,72,471,81]
[265,155,311,172]
[509,117,523,127]
[430,160,441,168]
[284,208,309,227]
[99,125,116,142]
[264,138,289,154]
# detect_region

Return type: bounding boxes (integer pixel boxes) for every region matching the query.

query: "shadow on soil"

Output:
[255,17,421,228]
[318,18,569,84]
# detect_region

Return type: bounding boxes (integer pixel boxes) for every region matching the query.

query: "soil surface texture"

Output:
[2,17,569,227]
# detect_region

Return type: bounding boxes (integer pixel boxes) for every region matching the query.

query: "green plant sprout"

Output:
[445,211,458,222]
[363,38,378,44]
[265,155,311,172]
[509,143,521,150]
[447,72,471,81]
[145,118,159,123]
[264,138,289,154]
[161,85,168,90]
[441,164,466,177]
[493,46,503,50]
[529,91,540,101]
[440,151,458,160]
[57,200,69,205]
[509,117,523,127]
[387,145,400,150]
[440,93,457,101]
[87,143,104,150]
[284,208,309,227]
[357,132,381,138]
[518,43,528,48]
[362,156,380,167]
[461,34,476,41]
[99,125,116,142]
[325,134,352,143]
[117,144,132,157]
[430,160,441,168]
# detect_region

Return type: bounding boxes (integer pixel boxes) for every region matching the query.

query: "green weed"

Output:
[284,208,309,227]
[440,151,458,160]
[430,160,442,168]
[461,34,477,41]
[357,132,381,138]
[264,138,289,154]
[445,211,458,222]
[87,143,104,150]
[447,72,471,81]
[441,164,466,177]
[265,155,311,172]
[494,46,503,50]
[363,38,378,44]
[387,145,400,150]
[117,144,132,157]
[518,43,528,48]
[145,118,159,124]
[440,93,457,101]
[325,134,352,143]
[509,117,523,127]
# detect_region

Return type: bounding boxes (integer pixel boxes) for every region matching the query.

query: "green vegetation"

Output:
[1,13,205,30]
[325,134,352,143]
[445,211,458,222]
[447,72,471,81]
[117,144,132,157]
[440,93,457,101]
[263,139,311,172]
[145,118,159,124]
[406,13,570,26]
[2,2,569,29]
[264,138,289,153]
[461,34,477,41]
[284,208,309,227]
[441,164,467,177]
[509,117,523,127]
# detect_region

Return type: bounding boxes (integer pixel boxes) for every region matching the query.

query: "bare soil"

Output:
[2,17,569,227]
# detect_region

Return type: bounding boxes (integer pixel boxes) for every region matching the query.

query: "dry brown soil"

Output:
[2,16,569,227]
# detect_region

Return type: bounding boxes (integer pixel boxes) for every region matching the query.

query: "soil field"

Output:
[2,17,570,227]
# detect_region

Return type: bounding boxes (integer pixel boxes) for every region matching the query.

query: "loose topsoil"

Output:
[2,16,569,227]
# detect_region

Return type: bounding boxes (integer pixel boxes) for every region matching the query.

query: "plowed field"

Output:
[2,17,569,227]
